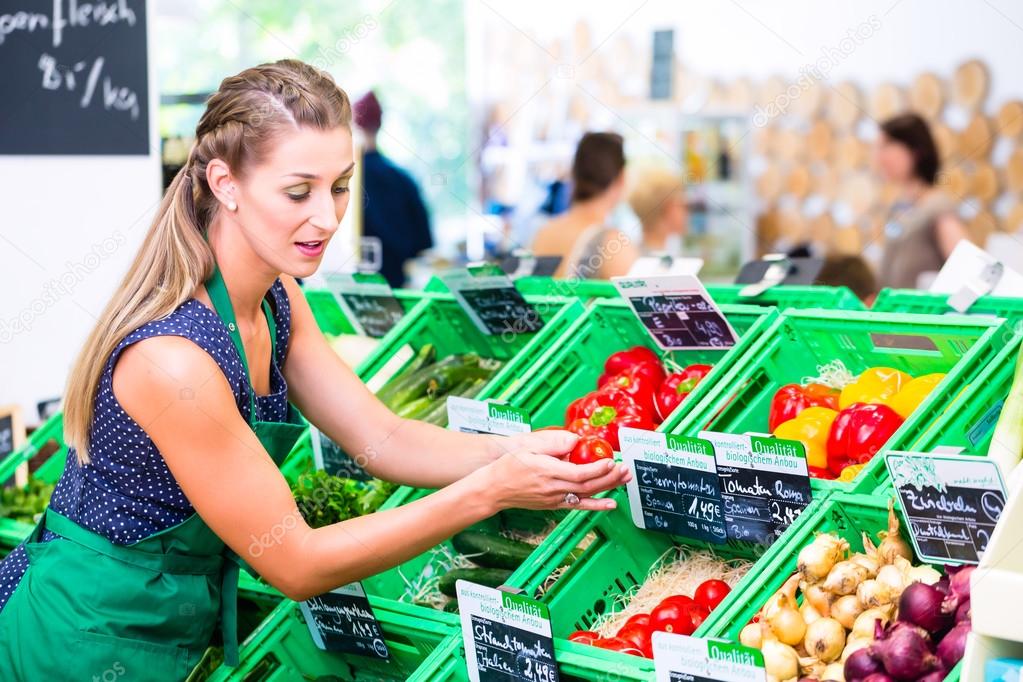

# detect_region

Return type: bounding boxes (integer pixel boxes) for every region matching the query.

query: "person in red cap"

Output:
[353,90,433,287]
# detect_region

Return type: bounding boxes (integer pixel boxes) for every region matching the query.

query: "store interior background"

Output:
[4,0,1023,419]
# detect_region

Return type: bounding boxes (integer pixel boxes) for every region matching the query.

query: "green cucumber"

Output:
[438,567,512,597]
[394,396,434,418]
[451,531,537,570]
[387,355,479,409]
[376,344,436,403]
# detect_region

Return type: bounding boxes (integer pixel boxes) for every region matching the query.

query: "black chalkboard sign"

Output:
[0,413,14,460]
[299,584,389,659]
[311,426,371,481]
[0,0,149,154]
[468,614,558,682]
[887,453,1007,565]
[634,458,726,544]
[443,267,544,337]
[340,292,405,338]
[627,293,733,349]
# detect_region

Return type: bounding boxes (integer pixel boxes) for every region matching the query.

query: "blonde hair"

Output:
[628,167,686,230]
[64,59,352,464]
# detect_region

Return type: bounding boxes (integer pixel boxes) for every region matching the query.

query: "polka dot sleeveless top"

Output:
[0,280,293,612]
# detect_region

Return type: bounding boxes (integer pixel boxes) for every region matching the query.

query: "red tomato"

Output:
[592,637,644,657]
[569,436,614,465]
[682,602,710,632]
[650,599,708,636]
[694,580,731,611]
[616,623,653,658]
[658,595,695,609]
[623,613,651,629]
[567,630,599,645]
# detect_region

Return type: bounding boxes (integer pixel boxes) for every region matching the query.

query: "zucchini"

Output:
[451,531,537,570]
[376,344,435,404]
[387,354,480,409]
[394,396,435,418]
[438,567,512,597]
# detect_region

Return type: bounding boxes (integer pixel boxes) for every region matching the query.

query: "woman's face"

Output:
[873,132,914,184]
[234,125,354,279]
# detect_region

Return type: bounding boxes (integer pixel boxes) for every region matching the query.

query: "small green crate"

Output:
[408,630,656,681]
[500,299,778,429]
[206,595,459,681]
[302,286,425,337]
[873,288,1023,323]
[513,276,620,301]
[706,284,865,311]
[670,309,1011,494]
[702,491,963,682]
[0,411,67,547]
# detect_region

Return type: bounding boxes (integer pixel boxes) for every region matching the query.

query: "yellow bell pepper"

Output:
[837,463,866,481]
[839,367,912,409]
[773,406,839,470]
[884,373,947,419]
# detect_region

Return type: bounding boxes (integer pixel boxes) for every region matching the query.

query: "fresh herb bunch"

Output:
[290,470,396,529]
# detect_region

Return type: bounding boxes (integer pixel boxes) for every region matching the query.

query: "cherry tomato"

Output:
[616,623,653,658]
[693,579,731,611]
[569,435,614,465]
[592,637,644,657]
[623,613,650,629]
[568,630,599,645]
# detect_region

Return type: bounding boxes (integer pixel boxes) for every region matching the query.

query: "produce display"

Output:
[739,500,970,682]
[562,345,713,448]
[768,363,945,480]
[376,344,502,426]
[0,477,54,525]
[291,470,396,528]
[566,548,751,659]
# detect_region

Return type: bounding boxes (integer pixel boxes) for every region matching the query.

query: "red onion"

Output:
[898,581,953,634]
[862,675,896,682]
[946,565,974,601]
[845,646,884,680]
[933,577,951,596]
[955,599,971,624]
[916,670,949,682]
[937,621,970,669]
[872,622,939,680]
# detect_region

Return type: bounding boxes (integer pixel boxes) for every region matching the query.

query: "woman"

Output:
[0,60,628,680]
[532,132,640,279]
[628,167,688,257]
[874,113,967,289]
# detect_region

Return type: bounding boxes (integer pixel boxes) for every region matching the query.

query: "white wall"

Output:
[0,0,161,426]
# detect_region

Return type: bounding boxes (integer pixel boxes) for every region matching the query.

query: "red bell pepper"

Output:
[604,346,661,377]
[768,383,841,432]
[565,391,655,450]
[605,365,661,419]
[655,364,713,421]
[565,386,642,424]
[825,402,904,476]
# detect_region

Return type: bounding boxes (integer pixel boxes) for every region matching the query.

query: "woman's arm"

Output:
[280,276,553,488]
[113,336,627,600]
[935,212,968,259]
[597,229,641,279]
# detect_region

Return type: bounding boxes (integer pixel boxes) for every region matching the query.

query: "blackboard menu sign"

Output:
[652,632,766,682]
[886,452,1008,565]
[620,427,726,544]
[325,273,406,338]
[441,266,544,337]
[613,276,737,351]
[299,582,389,659]
[457,581,559,682]
[0,0,149,155]
[700,432,812,546]
[310,424,371,481]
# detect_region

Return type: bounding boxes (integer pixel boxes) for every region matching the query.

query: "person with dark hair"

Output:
[814,254,879,305]
[352,90,433,288]
[531,132,640,279]
[874,113,967,289]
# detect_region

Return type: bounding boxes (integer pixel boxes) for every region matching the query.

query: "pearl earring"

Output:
[227,201,237,212]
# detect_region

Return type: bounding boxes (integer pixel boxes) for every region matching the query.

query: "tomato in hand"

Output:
[693,580,731,610]
[615,623,653,658]
[569,436,614,465]
[568,630,599,645]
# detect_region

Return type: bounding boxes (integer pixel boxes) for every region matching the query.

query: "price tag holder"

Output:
[612,275,738,350]
[311,424,372,481]
[886,452,1008,565]
[700,432,813,545]
[441,265,544,336]
[299,582,390,659]
[447,397,531,436]
[325,273,407,338]
[456,580,559,682]
[653,633,766,682]
[620,427,726,544]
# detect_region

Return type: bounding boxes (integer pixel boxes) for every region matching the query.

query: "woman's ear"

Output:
[206,159,238,212]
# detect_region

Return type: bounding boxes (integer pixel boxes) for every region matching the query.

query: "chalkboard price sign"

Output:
[613,276,737,350]
[0,0,150,155]
[311,424,371,481]
[457,581,559,682]
[886,452,1008,565]
[701,432,812,546]
[441,266,544,337]
[620,428,726,544]
[653,633,766,682]
[325,273,406,338]
[299,582,389,659]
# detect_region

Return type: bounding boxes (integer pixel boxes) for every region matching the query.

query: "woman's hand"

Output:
[474,430,632,512]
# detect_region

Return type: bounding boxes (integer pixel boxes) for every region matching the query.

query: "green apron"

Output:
[0,267,305,681]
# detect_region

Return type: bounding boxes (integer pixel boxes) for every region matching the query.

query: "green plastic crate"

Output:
[206,595,459,681]
[0,411,67,547]
[873,287,1023,323]
[513,276,620,301]
[499,299,778,429]
[302,286,425,337]
[702,492,963,682]
[706,284,865,311]
[408,629,656,681]
[670,309,1011,494]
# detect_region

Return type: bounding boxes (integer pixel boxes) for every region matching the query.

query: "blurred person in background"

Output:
[532,132,639,279]
[814,254,879,306]
[353,91,433,288]
[874,113,967,289]
[628,167,688,258]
